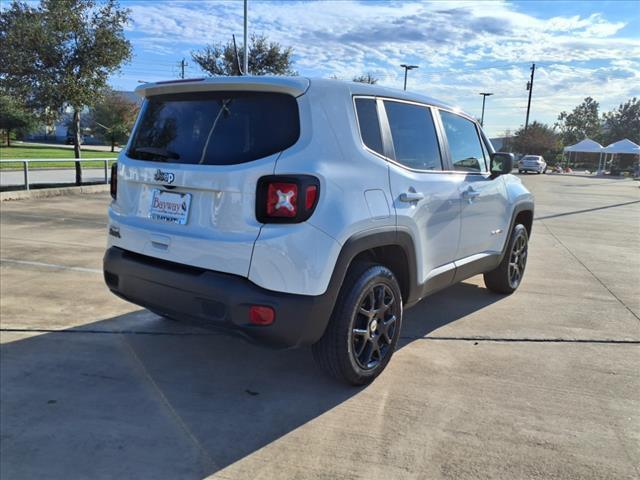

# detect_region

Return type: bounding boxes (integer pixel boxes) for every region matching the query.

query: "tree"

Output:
[602,97,640,145]
[1,0,132,184]
[511,121,560,156]
[555,97,601,146]
[91,90,138,152]
[192,34,295,76]
[0,94,36,146]
[353,73,378,84]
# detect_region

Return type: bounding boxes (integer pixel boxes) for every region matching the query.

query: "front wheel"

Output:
[312,263,403,385]
[484,224,529,294]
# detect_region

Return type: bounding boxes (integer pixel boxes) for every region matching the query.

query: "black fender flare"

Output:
[499,201,535,261]
[319,226,419,317]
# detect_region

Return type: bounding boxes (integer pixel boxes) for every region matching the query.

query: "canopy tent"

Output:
[562,139,603,170]
[600,138,640,174]
[563,138,604,153]
[603,138,640,154]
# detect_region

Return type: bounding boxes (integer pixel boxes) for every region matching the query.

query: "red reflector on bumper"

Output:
[249,306,275,326]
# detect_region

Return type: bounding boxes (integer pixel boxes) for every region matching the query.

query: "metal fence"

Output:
[0,158,115,190]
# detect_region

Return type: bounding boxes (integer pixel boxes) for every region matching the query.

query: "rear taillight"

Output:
[256,175,320,223]
[266,182,298,217]
[110,163,117,200]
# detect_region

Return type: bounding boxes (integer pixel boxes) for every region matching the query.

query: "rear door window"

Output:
[128,91,299,165]
[383,100,442,171]
[354,98,384,156]
[439,111,487,172]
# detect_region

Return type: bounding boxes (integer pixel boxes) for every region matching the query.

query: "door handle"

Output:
[462,188,480,199]
[399,191,424,202]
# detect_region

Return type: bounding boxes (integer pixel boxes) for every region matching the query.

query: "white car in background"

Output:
[518,155,547,174]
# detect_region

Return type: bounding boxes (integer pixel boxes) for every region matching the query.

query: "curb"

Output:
[1,184,110,201]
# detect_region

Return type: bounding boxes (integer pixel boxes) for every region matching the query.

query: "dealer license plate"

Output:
[149,189,191,225]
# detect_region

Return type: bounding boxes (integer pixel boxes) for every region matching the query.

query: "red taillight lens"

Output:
[256,175,319,224]
[266,182,298,217]
[305,185,318,210]
[110,163,117,200]
[249,305,275,326]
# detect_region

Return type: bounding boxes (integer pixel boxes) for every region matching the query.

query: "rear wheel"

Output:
[312,263,403,385]
[484,224,529,294]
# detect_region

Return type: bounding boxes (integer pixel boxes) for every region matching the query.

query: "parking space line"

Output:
[536,221,640,322]
[0,258,101,274]
[0,236,104,249]
[1,327,638,344]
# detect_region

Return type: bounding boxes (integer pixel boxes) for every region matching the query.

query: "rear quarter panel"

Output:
[249,84,395,295]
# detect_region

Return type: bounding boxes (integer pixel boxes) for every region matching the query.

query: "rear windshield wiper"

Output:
[130,146,180,161]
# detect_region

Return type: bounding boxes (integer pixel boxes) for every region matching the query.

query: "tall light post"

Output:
[400,64,419,91]
[243,0,249,75]
[479,92,493,127]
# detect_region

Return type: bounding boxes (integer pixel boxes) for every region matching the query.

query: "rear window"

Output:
[128,91,299,165]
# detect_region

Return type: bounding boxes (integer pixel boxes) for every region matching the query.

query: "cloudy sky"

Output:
[111,0,640,137]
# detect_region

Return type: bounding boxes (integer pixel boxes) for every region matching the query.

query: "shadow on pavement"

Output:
[0,282,502,479]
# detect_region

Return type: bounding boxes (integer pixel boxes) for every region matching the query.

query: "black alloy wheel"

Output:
[508,232,528,289]
[351,283,399,370]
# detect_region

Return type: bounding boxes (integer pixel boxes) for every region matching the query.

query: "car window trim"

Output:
[352,95,494,176]
[353,95,452,175]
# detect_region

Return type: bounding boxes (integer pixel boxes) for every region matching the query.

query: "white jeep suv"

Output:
[104,77,534,385]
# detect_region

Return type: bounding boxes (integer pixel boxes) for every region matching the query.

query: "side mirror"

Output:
[490,152,514,177]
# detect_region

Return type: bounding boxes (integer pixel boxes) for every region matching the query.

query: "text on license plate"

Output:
[149,189,191,225]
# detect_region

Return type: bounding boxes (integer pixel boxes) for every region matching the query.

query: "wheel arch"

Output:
[500,201,534,260]
[325,227,419,311]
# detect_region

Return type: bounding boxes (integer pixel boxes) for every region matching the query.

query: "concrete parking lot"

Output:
[1,174,639,479]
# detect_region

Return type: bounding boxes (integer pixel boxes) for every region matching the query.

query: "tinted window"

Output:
[384,101,442,170]
[128,91,299,165]
[440,111,486,172]
[355,98,384,155]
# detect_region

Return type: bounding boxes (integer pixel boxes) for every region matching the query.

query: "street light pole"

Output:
[243,0,249,75]
[479,92,493,127]
[400,64,419,91]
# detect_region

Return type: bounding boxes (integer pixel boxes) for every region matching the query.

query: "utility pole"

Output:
[243,0,249,75]
[524,63,535,131]
[400,64,419,91]
[479,92,493,127]
[178,58,187,79]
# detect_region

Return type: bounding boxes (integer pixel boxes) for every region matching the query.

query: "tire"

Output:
[484,224,529,294]
[312,263,403,385]
[518,170,523,174]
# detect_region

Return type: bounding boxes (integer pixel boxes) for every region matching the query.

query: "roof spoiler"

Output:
[135,76,310,98]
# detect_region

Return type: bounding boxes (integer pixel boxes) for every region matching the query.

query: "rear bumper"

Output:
[103,247,334,348]
[520,165,544,172]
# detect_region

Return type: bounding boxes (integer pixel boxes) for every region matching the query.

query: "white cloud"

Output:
[115,0,640,135]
